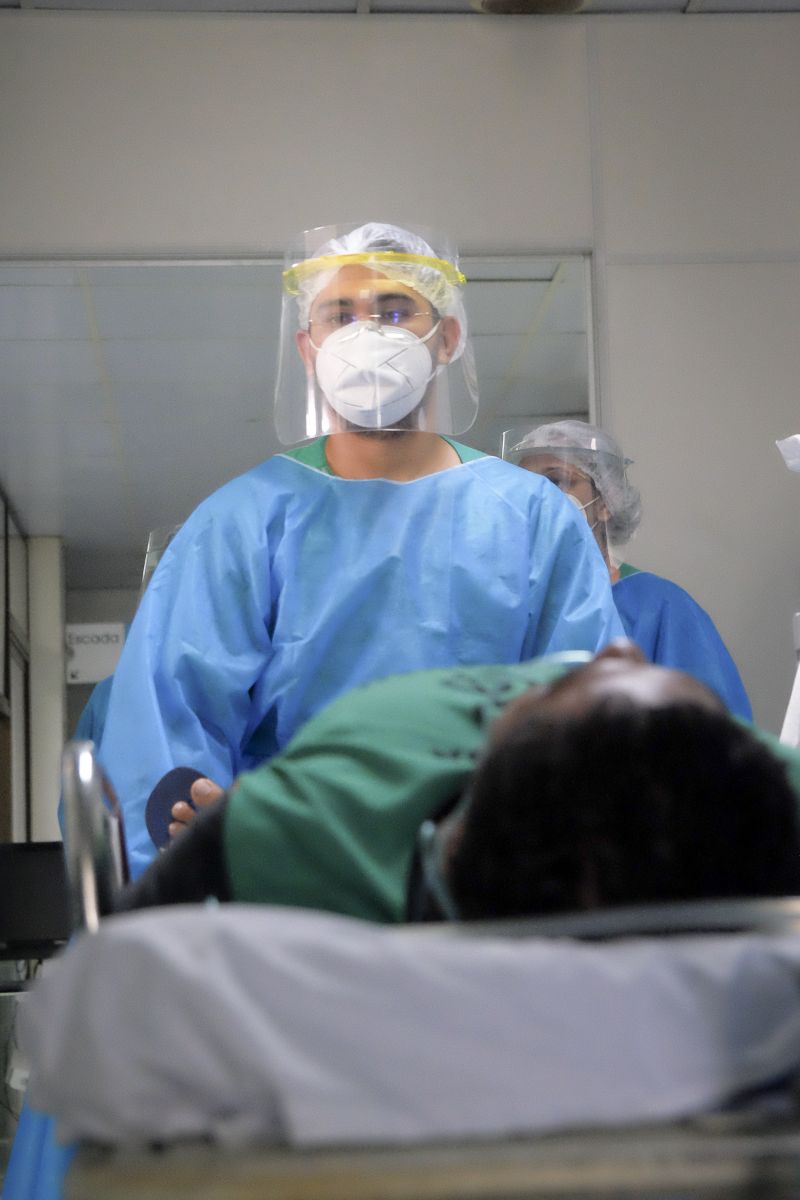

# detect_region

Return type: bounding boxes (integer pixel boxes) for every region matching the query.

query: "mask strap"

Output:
[567,492,600,516]
[418,319,442,345]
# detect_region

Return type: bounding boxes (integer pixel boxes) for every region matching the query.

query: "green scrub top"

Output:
[284,435,486,474]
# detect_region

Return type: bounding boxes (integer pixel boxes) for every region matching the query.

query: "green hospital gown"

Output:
[224,655,800,923]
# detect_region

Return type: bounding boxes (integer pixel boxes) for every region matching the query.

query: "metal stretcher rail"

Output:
[66,1119,800,1200]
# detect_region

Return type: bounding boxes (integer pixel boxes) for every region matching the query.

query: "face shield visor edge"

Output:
[274,227,479,445]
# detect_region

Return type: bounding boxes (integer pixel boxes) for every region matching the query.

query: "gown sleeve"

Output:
[97,481,275,878]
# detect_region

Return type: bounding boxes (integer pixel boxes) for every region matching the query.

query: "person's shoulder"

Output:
[614,571,732,650]
[148,456,311,562]
[615,569,704,609]
[228,448,323,488]
[462,453,562,499]
[188,449,322,514]
[741,721,800,795]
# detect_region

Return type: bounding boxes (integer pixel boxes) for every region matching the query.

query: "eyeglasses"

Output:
[533,464,594,493]
[310,301,438,333]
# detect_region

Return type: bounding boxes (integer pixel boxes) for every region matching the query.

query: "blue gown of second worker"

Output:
[98,438,623,877]
[613,566,752,721]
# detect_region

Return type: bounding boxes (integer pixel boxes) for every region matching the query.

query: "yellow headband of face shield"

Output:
[282,250,467,295]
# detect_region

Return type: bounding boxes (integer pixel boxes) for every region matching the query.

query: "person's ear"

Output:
[441,814,467,867]
[435,316,461,365]
[296,328,314,372]
[596,495,612,523]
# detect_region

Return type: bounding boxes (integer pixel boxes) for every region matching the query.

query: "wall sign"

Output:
[65,623,126,684]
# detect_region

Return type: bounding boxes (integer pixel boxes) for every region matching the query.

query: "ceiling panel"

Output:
[0,286,92,341]
[92,287,276,341]
[468,282,555,336]
[101,338,272,396]
[3,0,796,9]
[1,342,106,409]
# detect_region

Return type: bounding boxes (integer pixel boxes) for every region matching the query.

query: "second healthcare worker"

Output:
[98,222,623,876]
[511,419,751,720]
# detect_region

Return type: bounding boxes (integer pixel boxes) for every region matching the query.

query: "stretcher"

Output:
[18,898,800,1200]
[64,1117,800,1200]
[16,745,800,1200]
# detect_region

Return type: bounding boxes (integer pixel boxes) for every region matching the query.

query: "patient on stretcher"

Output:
[116,640,800,922]
[17,640,800,1155]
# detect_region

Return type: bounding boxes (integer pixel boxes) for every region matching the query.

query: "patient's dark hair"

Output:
[448,702,800,921]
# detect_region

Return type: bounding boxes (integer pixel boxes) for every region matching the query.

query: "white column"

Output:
[29,537,66,842]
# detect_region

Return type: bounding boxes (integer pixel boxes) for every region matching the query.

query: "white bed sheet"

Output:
[20,905,800,1147]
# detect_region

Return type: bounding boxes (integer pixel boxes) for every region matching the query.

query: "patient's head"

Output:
[445,641,800,920]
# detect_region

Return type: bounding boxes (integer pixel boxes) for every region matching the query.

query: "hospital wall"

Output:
[1,12,799,748]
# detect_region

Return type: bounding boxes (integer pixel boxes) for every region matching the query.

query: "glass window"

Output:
[459,254,593,457]
[0,255,595,595]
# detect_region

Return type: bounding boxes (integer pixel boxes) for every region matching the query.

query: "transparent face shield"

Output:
[140,523,183,598]
[509,446,600,493]
[274,223,479,445]
[505,443,616,567]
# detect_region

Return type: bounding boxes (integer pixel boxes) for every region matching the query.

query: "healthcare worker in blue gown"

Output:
[89,221,624,880]
[510,420,751,720]
[5,223,623,1200]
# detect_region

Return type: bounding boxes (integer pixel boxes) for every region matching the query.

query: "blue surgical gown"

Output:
[72,674,114,745]
[98,441,623,878]
[613,567,752,720]
[9,445,622,1200]
[1,1107,74,1200]
[8,683,112,1196]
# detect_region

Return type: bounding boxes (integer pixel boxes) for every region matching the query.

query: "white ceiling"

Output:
[0,255,591,588]
[2,0,800,12]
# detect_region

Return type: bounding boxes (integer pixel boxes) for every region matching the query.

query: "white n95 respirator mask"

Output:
[312,320,440,430]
